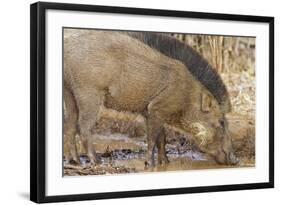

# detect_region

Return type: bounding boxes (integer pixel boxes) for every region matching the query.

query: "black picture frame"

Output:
[30,1,274,203]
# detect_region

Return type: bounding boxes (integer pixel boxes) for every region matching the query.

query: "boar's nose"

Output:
[227,152,239,165]
[215,150,239,165]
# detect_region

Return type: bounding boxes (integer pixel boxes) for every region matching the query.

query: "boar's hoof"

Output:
[144,160,155,168]
[158,157,170,165]
[88,155,102,165]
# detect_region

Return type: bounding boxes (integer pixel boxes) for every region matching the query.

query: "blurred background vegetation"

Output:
[170,34,255,74]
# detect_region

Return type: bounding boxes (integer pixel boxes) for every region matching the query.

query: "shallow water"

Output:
[70,133,254,175]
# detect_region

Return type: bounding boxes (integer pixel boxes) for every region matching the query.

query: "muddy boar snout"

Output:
[215,150,239,165]
[215,126,239,165]
[228,152,239,165]
[212,119,239,165]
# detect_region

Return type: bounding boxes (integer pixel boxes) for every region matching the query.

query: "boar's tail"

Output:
[127,31,231,113]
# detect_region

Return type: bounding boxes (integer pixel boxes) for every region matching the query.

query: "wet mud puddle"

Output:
[64,133,254,176]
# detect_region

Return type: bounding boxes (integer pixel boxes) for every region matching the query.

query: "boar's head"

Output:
[181,91,239,165]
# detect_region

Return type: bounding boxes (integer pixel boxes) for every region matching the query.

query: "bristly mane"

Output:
[127,32,231,113]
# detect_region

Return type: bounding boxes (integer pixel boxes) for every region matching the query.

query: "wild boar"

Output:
[63,29,239,166]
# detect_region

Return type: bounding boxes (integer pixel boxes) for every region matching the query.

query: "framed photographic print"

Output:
[30,1,274,203]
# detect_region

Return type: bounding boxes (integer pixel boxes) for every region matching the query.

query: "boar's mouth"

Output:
[214,149,239,165]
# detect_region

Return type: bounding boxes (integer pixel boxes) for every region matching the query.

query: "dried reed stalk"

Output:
[208,36,224,72]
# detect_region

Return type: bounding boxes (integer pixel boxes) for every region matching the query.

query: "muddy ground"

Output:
[64,111,255,176]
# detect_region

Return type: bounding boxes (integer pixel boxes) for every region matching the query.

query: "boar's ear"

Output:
[201,92,212,113]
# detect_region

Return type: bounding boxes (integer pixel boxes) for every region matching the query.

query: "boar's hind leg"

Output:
[157,128,169,165]
[64,87,80,164]
[77,89,104,165]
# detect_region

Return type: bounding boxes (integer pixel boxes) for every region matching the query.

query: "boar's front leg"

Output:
[145,114,164,167]
[157,128,169,165]
[145,85,172,167]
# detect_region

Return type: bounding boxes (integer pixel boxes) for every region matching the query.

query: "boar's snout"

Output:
[214,119,239,165]
[215,150,239,165]
[228,152,239,165]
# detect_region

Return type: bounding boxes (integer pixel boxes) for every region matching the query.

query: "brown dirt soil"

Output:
[64,164,136,176]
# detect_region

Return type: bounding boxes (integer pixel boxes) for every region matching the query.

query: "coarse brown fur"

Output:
[63,29,238,166]
[127,31,231,113]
